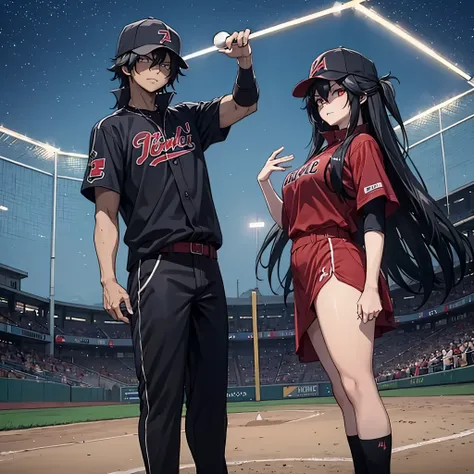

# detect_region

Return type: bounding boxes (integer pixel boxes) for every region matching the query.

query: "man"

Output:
[80,18,258,474]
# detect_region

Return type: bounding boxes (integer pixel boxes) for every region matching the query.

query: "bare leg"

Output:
[307,318,368,473]
[307,318,357,435]
[315,276,392,473]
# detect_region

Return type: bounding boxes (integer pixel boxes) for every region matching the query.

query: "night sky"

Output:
[1,0,473,303]
[2,0,473,149]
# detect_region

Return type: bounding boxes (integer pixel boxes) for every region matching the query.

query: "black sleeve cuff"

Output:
[361,197,386,234]
[233,65,259,107]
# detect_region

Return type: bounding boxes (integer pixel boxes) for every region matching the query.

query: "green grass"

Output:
[0,398,337,431]
[1,384,474,431]
[0,405,140,431]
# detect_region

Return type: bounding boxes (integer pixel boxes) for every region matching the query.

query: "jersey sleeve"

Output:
[281,200,289,233]
[179,97,231,152]
[348,135,399,217]
[80,123,124,203]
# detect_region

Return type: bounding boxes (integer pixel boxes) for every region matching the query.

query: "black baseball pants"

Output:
[127,252,229,474]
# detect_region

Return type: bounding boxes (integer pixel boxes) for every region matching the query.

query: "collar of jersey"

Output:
[125,91,175,115]
[321,123,368,147]
[156,91,175,112]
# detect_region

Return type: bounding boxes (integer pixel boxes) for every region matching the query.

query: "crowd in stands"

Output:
[71,355,136,385]
[62,319,107,339]
[233,341,328,386]
[1,314,473,388]
[392,271,474,315]
[0,342,89,385]
[0,310,49,334]
[233,314,474,387]
[2,301,474,390]
[2,270,473,339]
[234,315,295,333]
[375,316,474,382]
[97,324,130,339]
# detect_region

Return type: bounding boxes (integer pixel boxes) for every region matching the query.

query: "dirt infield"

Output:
[0,402,122,410]
[1,396,473,473]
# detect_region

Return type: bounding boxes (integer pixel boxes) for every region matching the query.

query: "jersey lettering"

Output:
[364,182,383,194]
[87,158,106,183]
[283,160,319,187]
[132,122,196,166]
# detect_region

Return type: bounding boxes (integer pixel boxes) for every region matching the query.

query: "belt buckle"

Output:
[190,243,204,255]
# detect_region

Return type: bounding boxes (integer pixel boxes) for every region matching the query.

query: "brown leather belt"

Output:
[292,226,352,252]
[160,242,218,259]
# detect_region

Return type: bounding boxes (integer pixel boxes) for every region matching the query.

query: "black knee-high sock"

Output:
[347,435,369,474]
[359,434,392,474]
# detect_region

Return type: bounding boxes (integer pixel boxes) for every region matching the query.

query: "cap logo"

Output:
[158,29,171,44]
[310,57,326,77]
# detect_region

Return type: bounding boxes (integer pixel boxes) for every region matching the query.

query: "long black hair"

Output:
[108,48,185,109]
[256,65,472,308]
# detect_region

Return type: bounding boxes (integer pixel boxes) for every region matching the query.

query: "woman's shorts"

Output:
[291,229,396,363]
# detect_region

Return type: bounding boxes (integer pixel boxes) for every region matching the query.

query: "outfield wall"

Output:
[120,383,335,403]
[119,366,474,403]
[0,378,110,403]
[1,365,473,404]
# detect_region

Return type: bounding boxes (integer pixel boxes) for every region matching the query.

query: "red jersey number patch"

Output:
[87,157,106,183]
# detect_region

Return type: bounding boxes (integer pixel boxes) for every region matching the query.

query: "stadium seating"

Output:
[62,319,108,339]
[375,315,474,382]
[0,343,95,386]
[1,303,473,389]
[391,267,474,315]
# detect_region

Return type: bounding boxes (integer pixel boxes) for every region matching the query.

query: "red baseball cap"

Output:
[292,47,378,98]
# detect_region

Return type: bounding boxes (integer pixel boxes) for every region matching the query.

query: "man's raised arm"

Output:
[218,29,259,128]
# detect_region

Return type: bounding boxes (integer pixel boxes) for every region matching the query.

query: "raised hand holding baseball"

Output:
[216,29,252,58]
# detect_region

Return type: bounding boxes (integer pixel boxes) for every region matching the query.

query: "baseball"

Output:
[213,31,229,49]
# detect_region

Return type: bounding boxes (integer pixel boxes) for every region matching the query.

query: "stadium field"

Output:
[1,393,473,474]
[1,384,474,431]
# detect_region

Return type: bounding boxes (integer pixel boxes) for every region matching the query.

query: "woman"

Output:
[255,48,472,474]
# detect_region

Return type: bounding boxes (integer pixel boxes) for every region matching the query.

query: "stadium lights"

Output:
[394,88,474,130]
[1,0,473,159]
[0,125,60,154]
[182,0,367,61]
[355,4,474,87]
[249,222,265,229]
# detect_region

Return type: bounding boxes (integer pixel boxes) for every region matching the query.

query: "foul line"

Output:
[0,430,185,457]
[231,408,320,416]
[0,411,319,457]
[282,412,321,424]
[392,428,474,453]
[107,428,474,474]
[0,417,136,437]
[0,433,139,456]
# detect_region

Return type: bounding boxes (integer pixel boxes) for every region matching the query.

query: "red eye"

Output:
[337,89,345,97]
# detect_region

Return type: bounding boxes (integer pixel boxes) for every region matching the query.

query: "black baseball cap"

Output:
[292,47,378,97]
[115,17,189,69]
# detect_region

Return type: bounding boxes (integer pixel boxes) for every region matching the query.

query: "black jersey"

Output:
[80,92,231,271]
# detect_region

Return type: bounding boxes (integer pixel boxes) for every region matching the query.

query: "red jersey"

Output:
[282,124,399,238]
